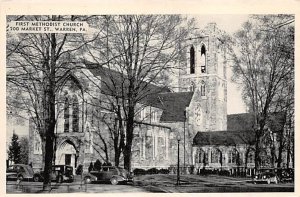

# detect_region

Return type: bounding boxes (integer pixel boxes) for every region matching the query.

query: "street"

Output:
[6,181,149,193]
[134,174,294,192]
[6,174,294,193]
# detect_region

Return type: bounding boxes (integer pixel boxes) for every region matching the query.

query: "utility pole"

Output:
[176,135,181,186]
[183,110,186,172]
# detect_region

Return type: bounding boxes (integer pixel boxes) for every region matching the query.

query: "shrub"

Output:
[94,159,102,171]
[133,168,146,175]
[76,165,83,175]
[147,168,159,174]
[159,169,170,174]
[88,162,94,172]
[103,162,112,166]
[219,170,230,176]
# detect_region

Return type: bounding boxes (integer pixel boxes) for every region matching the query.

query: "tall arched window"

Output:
[200,82,206,96]
[190,46,195,74]
[190,82,195,92]
[72,95,79,132]
[64,96,70,133]
[211,148,222,164]
[247,149,255,164]
[85,126,91,152]
[198,149,208,164]
[200,45,206,73]
[228,149,239,164]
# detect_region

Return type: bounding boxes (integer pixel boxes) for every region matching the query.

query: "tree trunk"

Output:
[286,128,291,168]
[254,132,261,170]
[42,85,56,190]
[114,105,124,167]
[115,150,120,167]
[276,130,284,168]
[43,32,56,190]
[123,146,132,171]
[124,106,134,171]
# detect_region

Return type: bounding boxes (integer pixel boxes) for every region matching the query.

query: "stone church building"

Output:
[28,23,288,175]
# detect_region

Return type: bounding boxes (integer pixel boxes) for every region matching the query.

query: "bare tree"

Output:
[229,15,294,170]
[6,15,100,189]
[82,15,195,171]
[87,98,125,166]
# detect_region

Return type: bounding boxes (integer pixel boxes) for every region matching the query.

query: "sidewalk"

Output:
[6,181,88,193]
[133,174,254,193]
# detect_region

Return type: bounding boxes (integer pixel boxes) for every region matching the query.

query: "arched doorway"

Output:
[56,140,78,174]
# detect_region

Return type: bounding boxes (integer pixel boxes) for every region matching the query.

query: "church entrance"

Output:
[56,140,78,174]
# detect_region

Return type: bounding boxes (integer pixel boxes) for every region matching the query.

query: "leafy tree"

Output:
[19,136,29,165]
[8,133,21,164]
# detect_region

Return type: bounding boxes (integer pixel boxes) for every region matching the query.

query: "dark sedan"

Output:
[33,165,74,183]
[83,166,133,185]
[6,164,35,181]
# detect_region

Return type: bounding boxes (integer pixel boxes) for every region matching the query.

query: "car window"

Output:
[53,166,63,172]
[66,166,73,171]
[19,166,25,172]
[110,168,118,174]
[103,167,109,172]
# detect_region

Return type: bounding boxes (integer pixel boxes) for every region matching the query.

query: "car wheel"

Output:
[57,176,63,183]
[84,177,91,184]
[110,177,118,185]
[33,175,40,182]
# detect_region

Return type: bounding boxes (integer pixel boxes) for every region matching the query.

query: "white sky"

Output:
[7,15,250,139]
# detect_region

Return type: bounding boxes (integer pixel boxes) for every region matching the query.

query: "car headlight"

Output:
[263,175,266,179]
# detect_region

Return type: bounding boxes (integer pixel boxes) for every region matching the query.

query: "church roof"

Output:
[84,62,171,98]
[227,112,286,133]
[84,61,193,122]
[193,130,255,146]
[193,112,286,146]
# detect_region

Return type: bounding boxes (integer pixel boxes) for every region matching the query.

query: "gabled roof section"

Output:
[84,62,171,98]
[56,71,84,93]
[227,112,286,133]
[193,112,286,146]
[193,130,255,146]
[227,113,255,131]
[155,92,194,122]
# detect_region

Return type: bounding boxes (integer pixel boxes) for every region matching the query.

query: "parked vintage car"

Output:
[83,166,133,185]
[33,165,74,183]
[253,171,279,184]
[278,168,294,183]
[6,164,35,181]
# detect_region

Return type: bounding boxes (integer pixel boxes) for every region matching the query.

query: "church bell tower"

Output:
[179,23,227,135]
